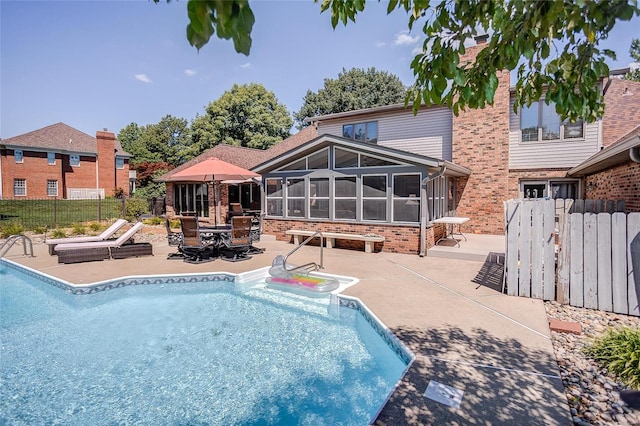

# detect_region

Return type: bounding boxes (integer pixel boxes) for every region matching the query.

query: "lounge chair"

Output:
[45,218,128,255]
[219,216,254,262]
[178,216,216,264]
[54,222,152,264]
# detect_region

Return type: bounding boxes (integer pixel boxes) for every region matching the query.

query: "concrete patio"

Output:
[3,231,571,425]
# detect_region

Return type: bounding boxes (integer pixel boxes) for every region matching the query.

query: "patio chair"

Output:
[226,203,244,223]
[164,216,184,259]
[54,222,152,264]
[219,216,253,262]
[45,218,128,255]
[178,216,216,264]
[248,213,265,254]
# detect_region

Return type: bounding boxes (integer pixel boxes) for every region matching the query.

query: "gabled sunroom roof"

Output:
[252,133,470,177]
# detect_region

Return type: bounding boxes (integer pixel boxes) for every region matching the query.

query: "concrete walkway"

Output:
[4,233,571,425]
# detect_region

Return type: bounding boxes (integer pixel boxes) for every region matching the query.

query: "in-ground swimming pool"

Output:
[0,260,412,425]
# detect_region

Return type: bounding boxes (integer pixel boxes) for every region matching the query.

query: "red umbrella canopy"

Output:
[165,158,260,182]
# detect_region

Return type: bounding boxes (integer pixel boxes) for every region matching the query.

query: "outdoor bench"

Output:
[285,230,384,253]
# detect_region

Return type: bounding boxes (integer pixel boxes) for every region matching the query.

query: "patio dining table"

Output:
[198,225,232,248]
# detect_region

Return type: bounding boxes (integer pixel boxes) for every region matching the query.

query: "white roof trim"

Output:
[568,134,640,176]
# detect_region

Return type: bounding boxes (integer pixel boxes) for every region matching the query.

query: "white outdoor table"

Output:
[433,217,470,247]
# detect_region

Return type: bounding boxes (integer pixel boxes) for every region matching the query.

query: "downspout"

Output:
[419,165,446,257]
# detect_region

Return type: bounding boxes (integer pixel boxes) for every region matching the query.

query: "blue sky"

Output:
[1,1,639,139]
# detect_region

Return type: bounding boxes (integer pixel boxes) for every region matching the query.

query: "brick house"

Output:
[159,37,639,255]
[0,123,132,199]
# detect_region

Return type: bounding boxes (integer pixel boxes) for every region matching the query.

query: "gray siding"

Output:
[509,99,601,169]
[317,107,452,160]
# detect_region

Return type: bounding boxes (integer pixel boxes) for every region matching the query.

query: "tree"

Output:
[170,0,640,123]
[625,38,640,82]
[293,67,407,128]
[117,115,193,167]
[190,83,292,151]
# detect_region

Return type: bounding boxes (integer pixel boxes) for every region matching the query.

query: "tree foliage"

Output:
[293,67,407,128]
[174,0,640,123]
[190,83,292,151]
[118,115,193,167]
[625,38,640,82]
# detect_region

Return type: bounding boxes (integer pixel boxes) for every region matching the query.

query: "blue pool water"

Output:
[0,261,409,425]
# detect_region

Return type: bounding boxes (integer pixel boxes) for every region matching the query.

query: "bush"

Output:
[89,222,103,232]
[32,225,47,234]
[50,229,67,238]
[143,216,163,226]
[126,197,149,221]
[71,223,86,235]
[0,222,24,238]
[585,327,640,389]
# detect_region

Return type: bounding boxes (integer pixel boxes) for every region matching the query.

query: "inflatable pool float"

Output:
[266,255,340,295]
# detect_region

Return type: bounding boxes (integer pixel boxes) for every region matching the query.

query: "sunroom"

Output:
[252,134,470,255]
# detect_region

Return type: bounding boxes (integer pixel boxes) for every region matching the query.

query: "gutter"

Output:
[419,166,446,257]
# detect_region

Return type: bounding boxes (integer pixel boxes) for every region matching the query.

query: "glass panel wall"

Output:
[393,174,420,222]
[362,175,387,221]
[335,177,356,219]
[266,178,283,216]
[310,178,330,218]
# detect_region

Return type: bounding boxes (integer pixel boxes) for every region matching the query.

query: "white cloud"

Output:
[184,69,197,77]
[376,41,388,48]
[394,31,420,46]
[240,62,251,69]
[135,74,152,83]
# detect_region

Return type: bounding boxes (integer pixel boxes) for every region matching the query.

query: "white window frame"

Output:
[70,154,80,167]
[14,179,26,197]
[48,152,56,165]
[14,150,23,163]
[47,180,58,197]
[115,157,125,169]
[361,174,387,222]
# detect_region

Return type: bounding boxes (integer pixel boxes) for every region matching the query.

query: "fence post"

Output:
[98,196,102,222]
[53,197,58,228]
[556,199,571,304]
[122,196,126,218]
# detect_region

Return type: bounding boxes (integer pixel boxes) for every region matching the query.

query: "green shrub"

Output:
[71,223,86,235]
[585,327,640,389]
[32,225,47,234]
[126,197,149,221]
[89,222,103,232]
[143,216,163,226]
[50,229,67,238]
[0,222,24,238]
[169,219,181,229]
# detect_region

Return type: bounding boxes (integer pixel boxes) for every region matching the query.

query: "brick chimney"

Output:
[452,37,511,234]
[96,129,117,196]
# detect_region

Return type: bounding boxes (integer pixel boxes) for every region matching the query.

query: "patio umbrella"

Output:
[166,157,259,182]
[163,158,260,224]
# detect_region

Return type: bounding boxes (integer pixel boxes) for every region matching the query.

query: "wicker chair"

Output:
[219,216,253,262]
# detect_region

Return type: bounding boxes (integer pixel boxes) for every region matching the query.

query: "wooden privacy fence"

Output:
[504,199,640,316]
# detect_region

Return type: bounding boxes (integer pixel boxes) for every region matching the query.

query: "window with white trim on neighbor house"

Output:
[342,121,378,143]
[47,180,58,197]
[14,179,26,196]
[14,150,23,163]
[70,154,80,167]
[521,101,584,142]
[48,152,56,165]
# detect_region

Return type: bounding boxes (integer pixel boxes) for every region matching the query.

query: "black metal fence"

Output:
[0,197,127,229]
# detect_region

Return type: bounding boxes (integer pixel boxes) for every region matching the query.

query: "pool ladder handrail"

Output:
[0,234,35,258]
[283,230,324,274]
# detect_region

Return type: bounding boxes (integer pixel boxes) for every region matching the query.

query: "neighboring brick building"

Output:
[0,123,131,199]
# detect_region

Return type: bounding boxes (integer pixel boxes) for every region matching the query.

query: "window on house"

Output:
[278,148,329,171]
[14,179,26,196]
[286,178,306,217]
[47,180,58,196]
[342,121,378,143]
[48,152,56,165]
[393,174,421,222]
[521,180,579,199]
[115,158,125,169]
[70,154,80,167]
[520,100,584,141]
[266,178,283,216]
[362,175,387,221]
[173,183,209,216]
[14,150,23,163]
[334,148,359,168]
[334,177,356,220]
[427,176,449,221]
[310,178,330,219]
